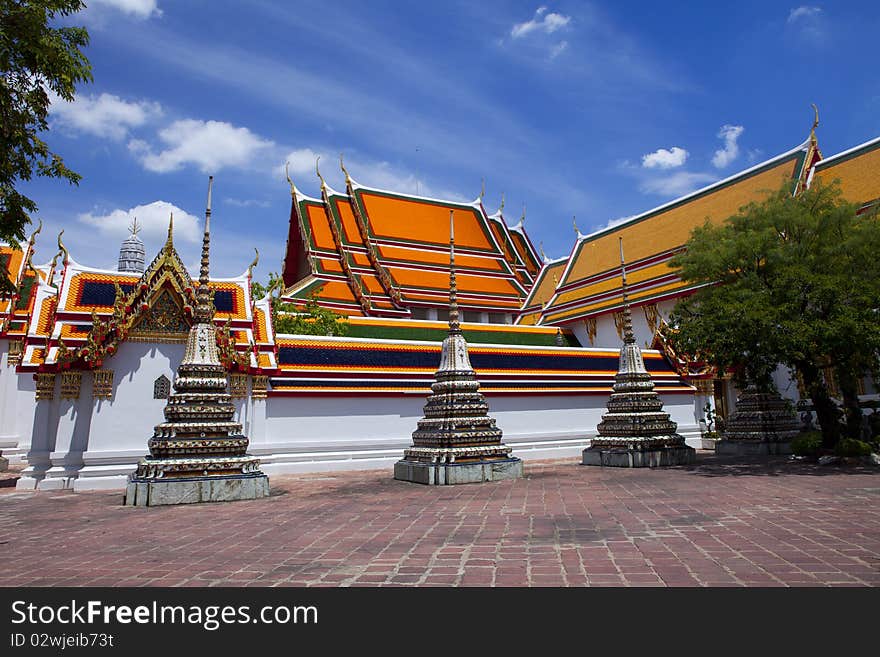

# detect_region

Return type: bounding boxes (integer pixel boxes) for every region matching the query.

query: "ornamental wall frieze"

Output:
[252,375,269,399]
[92,369,114,399]
[60,371,83,400]
[35,372,56,400]
[7,339,23,367]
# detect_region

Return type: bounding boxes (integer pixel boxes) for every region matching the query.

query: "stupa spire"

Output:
[448,210,460,334]
[195,176,213,323]
[619,237,635,344]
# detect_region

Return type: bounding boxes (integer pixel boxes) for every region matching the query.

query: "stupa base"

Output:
[582,444,696,468]
[715,439,793,456]
[394,457,523,486]
[124,471,269,506]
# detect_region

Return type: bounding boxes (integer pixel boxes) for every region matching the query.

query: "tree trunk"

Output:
[836,365,864,440]
[796,360,841,448]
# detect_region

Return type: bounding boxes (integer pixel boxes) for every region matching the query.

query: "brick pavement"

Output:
[0,454,878,587]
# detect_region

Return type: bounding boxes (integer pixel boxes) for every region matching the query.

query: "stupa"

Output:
[124,178,270,506]
[118,218,146,273]
[582,239,696,467]
[394,211,523,485]
[715,387,800,455]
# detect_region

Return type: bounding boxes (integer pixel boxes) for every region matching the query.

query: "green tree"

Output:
[1,0,91,292]
[669,179,880,448]
[253,273,348,337]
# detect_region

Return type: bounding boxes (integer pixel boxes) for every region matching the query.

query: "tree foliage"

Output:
[1,0,92,292]
[252,273,348,337]
[669,179,880,446]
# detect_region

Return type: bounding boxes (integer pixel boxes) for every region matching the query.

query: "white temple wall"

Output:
[0,342,38,460]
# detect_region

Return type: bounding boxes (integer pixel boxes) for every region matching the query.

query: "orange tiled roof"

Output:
[540,140,814,324]
[810,136,880,209]
[282,171,537,317]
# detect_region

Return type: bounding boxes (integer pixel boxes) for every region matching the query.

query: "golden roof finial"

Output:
[247,248,259,278]
[499,192,505,213]
[23,219,42,273]
[315,155,326,192]
[339,152,352,187]
[57,229,69,265]
[539,241,546,262]
[285,161,298,198]
[810,103,819,139]
[480,177,485,200]
[573,215,580,235]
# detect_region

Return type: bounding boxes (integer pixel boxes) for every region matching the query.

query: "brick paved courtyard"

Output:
[1,454,878,587]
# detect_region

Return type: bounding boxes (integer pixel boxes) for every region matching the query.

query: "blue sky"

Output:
[23,0,880,280]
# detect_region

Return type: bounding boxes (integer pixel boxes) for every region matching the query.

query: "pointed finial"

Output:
[23,219,42,273]
[499,192,505,213]
[340,152,352,186]
[448,209,460,334]
[196,176,214,322]
[480,177,485,199]
[315,156,326,192]
[573,215,580,235]
[57,229,69,265]
[247,248,259,278]
[539,241,546,262]
[166,212,174,245]
[285,161,298,197]
[618,237,635,344]
[129,217,140,236]
[810,103,819,138]
[520,203,526,225]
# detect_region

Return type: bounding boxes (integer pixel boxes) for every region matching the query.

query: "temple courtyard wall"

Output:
[1,340,702,492]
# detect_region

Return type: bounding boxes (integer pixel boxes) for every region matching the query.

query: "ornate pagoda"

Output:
[582,239,696,467]
[394,211,523,485]
[715,387,800,455]
[124,178,269,506]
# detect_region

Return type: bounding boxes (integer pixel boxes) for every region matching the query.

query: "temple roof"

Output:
[809,135,880,211]
[537,137,817,325]
[282,167,536,317]
[2,224,274,372]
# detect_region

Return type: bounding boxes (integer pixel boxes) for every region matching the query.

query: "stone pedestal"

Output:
[0,452,7,472]
[716,388,799,456]
[394,457,522,486]
[582,445,695,467]
[125,471,269,506]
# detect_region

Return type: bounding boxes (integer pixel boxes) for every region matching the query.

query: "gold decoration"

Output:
[285,161,297,197]
[613,310,626,341]
[642,303,660,336]
[584,317,597,346]
[35,373,56,400]
[7,339,23,367]
[229,373,248,399]
[60,371,82,400]
[252,375,269,399]
[92,369,114,399]
[57,229,69,266]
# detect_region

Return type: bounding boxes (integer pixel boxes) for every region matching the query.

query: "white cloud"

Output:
[87,0,162,19]
[641,146,688,169]
[48,91,161,141]
[511,7,571,38]
[78,201,201,244]
[223,198,270,208]
[549,41,569,59]
[639,171,717,197]
[130,119,275,173]
[598,214,635,232]
[788,6,822,23]
[278,148,462,200]
[711,124,744,169]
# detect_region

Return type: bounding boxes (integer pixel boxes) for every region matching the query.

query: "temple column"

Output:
[16,373,58,489]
